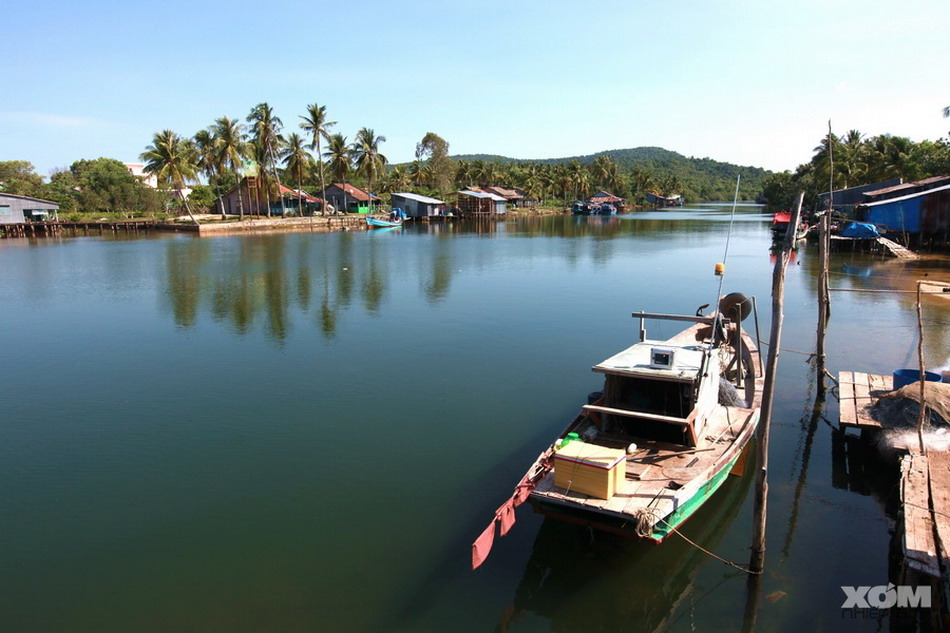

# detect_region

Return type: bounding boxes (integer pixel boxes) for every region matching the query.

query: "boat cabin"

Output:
[583,339,720,447]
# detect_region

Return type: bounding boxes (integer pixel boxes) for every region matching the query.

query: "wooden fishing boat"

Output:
[771,211,809,241]
[366,216,403,228]
[472,295,763,568]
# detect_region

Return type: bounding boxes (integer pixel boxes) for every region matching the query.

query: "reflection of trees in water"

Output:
[507,215,727,241]
[424,238,452,303]
[201,237,290,340]
[162,215,764,341]
[164,233,386,342]
[166,239,209,327]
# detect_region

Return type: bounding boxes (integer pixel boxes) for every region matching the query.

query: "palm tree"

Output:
[324,133,351,214]
[408,160,430,187]
[282,133,312,216]
[299,103,335,216]
[140,129,199,224]
[567,160,591,200]
[248,103,286,217]
[351,128,387,211]
[382,165,411,193]
[839,129,865,188]
[194,128,225,217]
[522,163,546,204]
[212,116,250,220]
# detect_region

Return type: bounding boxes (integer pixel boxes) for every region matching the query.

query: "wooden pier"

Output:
[0,220,161,238]
[901,452,942,578]
[837,371,890,430]
[840,368,950,621]
[827,235,918,259]
[877,236,919,259]
[1,215,369,239]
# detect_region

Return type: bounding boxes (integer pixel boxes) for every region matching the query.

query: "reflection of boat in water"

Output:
[496,454,754,632]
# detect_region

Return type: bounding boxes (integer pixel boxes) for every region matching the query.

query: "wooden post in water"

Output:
[816,213,831,394]
[750,192,804,573]
[916,281,927,454]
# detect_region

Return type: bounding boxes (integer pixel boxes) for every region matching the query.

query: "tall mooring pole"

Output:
[750,192,804,573]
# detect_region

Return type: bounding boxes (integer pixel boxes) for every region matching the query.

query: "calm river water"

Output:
[1,208,948,632]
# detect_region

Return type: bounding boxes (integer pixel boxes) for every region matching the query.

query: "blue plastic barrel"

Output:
[893,369,943,390]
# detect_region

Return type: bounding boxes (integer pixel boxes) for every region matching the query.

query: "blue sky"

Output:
[3,0,948,177]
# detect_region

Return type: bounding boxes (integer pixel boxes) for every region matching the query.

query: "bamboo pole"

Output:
[916,281,927,454]
[750,191,804,573]
[816,213,831,394]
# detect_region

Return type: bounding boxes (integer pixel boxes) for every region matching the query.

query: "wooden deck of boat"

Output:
[837,371,890,429]
[531,406,759,527]
[900,452,950,579]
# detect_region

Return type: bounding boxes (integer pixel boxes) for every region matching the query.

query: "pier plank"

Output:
[838,371,857,425]
[927,452,950,571]
[837,371,884,429]
[901,453,940,578]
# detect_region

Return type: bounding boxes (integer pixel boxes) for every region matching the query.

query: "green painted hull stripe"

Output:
[649,453,741,541]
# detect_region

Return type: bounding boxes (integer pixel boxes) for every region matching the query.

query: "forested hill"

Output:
[451,147,769,201]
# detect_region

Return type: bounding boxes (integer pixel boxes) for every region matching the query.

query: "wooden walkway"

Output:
[901,451,950,579]
[0,221,158,238]
[877,236,919,259]
[838,371,891,429]
[828,235,918,259]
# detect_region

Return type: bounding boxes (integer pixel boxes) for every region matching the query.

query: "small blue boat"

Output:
[366,217,403,228]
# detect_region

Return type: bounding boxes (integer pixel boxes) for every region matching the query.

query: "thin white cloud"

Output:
[0,111,103,129]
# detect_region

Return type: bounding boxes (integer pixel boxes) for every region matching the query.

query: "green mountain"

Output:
[450,147,769,201]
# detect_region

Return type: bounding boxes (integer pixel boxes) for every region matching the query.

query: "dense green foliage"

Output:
[0,160,45,196]
[0,158,167,215]
[760,131,950,210]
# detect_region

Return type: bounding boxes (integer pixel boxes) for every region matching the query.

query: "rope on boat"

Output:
[634,508,762,575]
[755,338,814,358]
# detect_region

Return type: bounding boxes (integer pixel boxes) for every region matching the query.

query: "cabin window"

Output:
[605,376,695,444]
[0,206,11,217]
[612,376,693,418]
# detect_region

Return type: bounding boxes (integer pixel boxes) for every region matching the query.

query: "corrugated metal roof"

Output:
[860,182,950,207]
[392,192,445,204]
[0,192,60,207]
[863,183,917,197]
[279,185,323,203]
[863,176,950,198]
[458,190,506,201]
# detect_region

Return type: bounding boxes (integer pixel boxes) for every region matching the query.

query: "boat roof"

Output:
[592,340,707,381]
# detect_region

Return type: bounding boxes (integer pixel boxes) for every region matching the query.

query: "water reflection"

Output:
[161,212,768,343]
[497,465,753,632]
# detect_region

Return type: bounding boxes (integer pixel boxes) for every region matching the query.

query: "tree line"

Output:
[6,102,948,218]
[760,130,950,210]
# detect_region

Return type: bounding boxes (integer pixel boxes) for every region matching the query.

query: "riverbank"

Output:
[166,214,368,236]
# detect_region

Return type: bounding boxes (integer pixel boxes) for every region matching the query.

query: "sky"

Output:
[2,0,948,178]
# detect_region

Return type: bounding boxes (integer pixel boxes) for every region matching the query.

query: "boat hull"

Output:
[524,319,762,543]
[366,217,403,228]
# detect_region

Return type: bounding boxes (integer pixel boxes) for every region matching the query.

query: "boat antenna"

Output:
[712,174,741,327]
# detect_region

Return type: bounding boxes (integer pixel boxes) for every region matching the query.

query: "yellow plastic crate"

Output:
[553,443,626,499]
